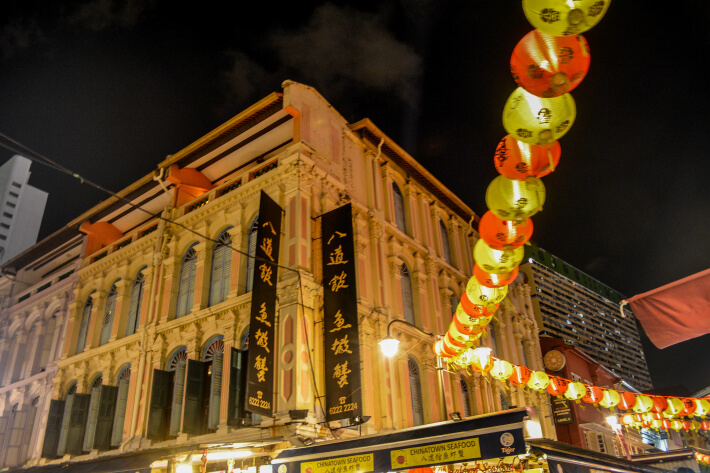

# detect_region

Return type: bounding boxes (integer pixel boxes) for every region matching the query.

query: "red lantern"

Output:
[582,385,603,404]
[682,398,697,416]
[702,420,710,431]
[662,419,672,430]
[478,210,534,250]
[460,292,499,318]
[650,396,668,413]
[494,135,561,180]
[474,264,519,288]
[510,30,590,98]
[509,365,532,385]
[546,376,569,397]
[618,391,637,411]
[683,420,692,431]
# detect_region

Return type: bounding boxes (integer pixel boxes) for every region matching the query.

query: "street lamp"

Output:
[378,319,438,357]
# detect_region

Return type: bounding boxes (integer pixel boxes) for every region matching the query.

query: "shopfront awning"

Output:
[527,439,668,473]
[273,409,530,473]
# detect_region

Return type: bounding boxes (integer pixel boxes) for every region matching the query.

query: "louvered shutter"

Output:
[408,358,424,426]
[221,246,232,300]
[93,385,117,451]
[401,266,415,324]
[210,244,225,305]
[182,359,207,434]
[176,249,196,317]
[393,183,406,232]
[126,274,144,336]
[56,394,74,456]
[42,400,65,458]
[440,220,451,264]
[66,393,90,455]
[0,416,8,461]
[4,408,29,466]
[147,369,171,440]
[227,348,247,426]
[83,386,102,451]
[19,403,39,465]
[246,217,258,292]
[208,352,223,429]
[100,288,117,345]
[111,379,130,447]
[76,299,92,353]
[168,361,186,436]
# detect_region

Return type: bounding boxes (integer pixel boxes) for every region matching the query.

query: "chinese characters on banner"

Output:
[246,191,283,417]
[321,203,363,422]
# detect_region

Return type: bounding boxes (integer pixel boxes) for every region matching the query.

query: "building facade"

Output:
[0,155,48,265]
[520,242,653,391]
[0,81,554,471]
[0,227,82,468]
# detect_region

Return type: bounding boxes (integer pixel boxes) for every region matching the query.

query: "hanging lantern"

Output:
[470,347,494,373]
[664,398,685,417]
[620,413,635,426]
[650,396,668,414]
[682,398,696,416]
[547,376,569,397]
[670,419,684,431]
[486,175,546,222]
[490,358,514,381]
[479,210,534,250]
[454,305,493,333]
[509,365,532,385]
[447,320,470,346]
[474,239,525,274]
[466,276,509,306]
[695,398,710,417]
[564,381,586,401]
[474,264,520,288]
[452,314,480,336]
[618,391,637,411]
[633,395,654,414]
[494,135,561,180]
[662,419,672,431]
[522,0,612,37]
[460,292,499,318]
[502,87,576,146]
[511,30,590,98]
[442,333,465,357]
[582,385,603,404]
[599,389,621,409]
[642,412,661,422]
[702,420,710,431]
[649,418,664,430]
[527,370,550,391]
[434,339,456,357]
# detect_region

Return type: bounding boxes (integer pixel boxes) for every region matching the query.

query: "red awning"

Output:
[624,268,710,349]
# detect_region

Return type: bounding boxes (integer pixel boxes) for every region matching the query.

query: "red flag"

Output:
[625,268,710,349]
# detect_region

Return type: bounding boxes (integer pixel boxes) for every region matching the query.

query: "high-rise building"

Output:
[0,155,48,265]
[520,242,653,391]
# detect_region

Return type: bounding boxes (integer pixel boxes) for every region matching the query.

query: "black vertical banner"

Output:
[246,190,282,417]
[321,203,363,422]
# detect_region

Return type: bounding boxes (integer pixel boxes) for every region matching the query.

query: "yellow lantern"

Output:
[454,304,493,332]
[490,358,514,381]
[527,370,550,391]
[470,347,494,373]
[664,398,685,417]
[522,0,612,37]
[633,395,654,414]
[671,419,684,431]
[696,398,710,417]
[564,381,585,401]
[485,175,546,222]
[466,276,509,306]
[599,389,621,409]
[650,418,664,429]
[503,87,576,146]
[473,239,524,274]
[447,321,470,345]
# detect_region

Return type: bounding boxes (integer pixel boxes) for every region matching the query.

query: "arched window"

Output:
[176,245,198,318]
[450,293,458,315]
[168,347,188,436]
[210,230,232,306]
[499,391,509,410]
[400,264,415,325]
[111,365,131,447]
[126,270,145,336]
[392,182,406,233]
[460,377,471,417]
[203,336,225,429]
[76,295,94,353]
[83,374,104,451]
[440,219,451,264]
[100,283,119,345]
[408,357,424,426]
[245,215,259,293]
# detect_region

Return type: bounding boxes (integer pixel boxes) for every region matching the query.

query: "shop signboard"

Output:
[551,397,574,425]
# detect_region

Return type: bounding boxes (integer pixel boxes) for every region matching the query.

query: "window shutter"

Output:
[76,298,92,353]
[126,273,144,336]
[19,402,39,464]
[4,408,29,467]
[93,385,117,451]
[66,393,91,455]
[100,287,118,345]
[111,378,130,447]
[146,369,171,441]
[169,360,187,436]
[408,358,424,426]
[83,386,102,451]
[208,352,223,429]
[460,377,471,417]
[401,266,415,324]
[0,416,7,459]
[42,400,65,459]
[56,394,74,456]
[440,220,451,264]
[227,348,247,426]
[176,248,196,317]
[182,359,207,434]
[393,183,406,232]
[210,242,230,306]
[221,245,232,300]
[246,216,258,293]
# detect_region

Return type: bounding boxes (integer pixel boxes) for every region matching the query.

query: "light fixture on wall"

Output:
[449,412,462,421]
[287,435,315,447]
[378,319,439,358]
[350,415,371,426]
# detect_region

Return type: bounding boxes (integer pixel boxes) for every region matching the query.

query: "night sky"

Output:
[1,1,708,393]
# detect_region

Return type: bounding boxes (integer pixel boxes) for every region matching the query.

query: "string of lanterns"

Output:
[435,1,610,363]
[448,346,710,434]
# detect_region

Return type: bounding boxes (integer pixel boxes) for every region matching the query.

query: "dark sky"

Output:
[1,1,708,393]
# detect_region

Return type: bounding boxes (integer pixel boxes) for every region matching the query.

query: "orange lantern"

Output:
[682,398,696,416]
[474,264,519,288]
[651,396,668,414]
[478,210,534,250]
[582,385,603,404]
[682,420,692,431]
[494,135,561,180]
[662,419,672,431]
[618,391,637,411]
[599,389,621,409]
[509,365,532,385]
[460,292,499,318]
[564,381,586,401]
[702,420,710,431]
[511,30,590,98]
[633,395,653,414]
[547,376,569,397]
[434,339,456,357]
[454,305,493,333]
